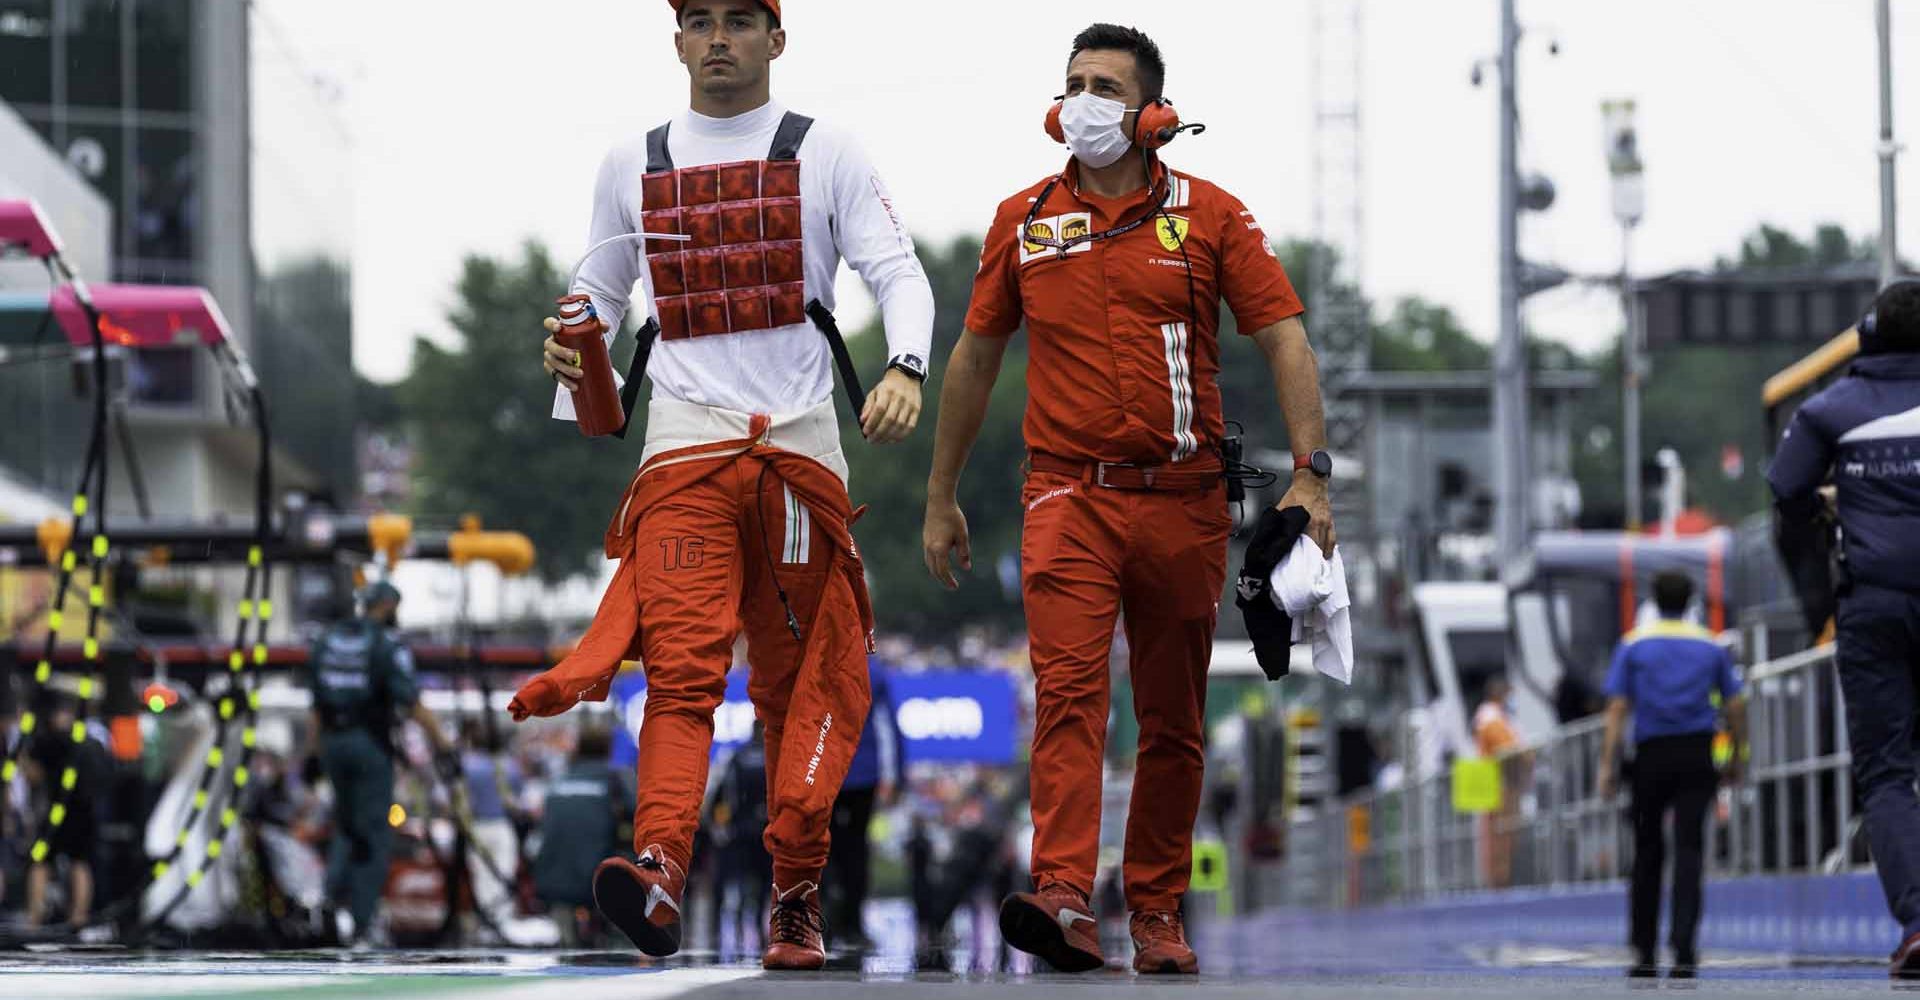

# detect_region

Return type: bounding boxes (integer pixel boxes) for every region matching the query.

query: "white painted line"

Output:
[0,966,762,1000]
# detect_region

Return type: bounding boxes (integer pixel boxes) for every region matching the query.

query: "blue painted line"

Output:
[1204,872,1904,966]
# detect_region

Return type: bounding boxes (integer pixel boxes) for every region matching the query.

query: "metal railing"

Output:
[1282,643,1854,908]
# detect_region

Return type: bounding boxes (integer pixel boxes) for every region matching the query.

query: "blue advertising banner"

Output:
[887,670,1018,765]
[608,666,1017,768]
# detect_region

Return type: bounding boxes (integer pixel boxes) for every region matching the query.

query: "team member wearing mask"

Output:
[515,0,935,971]
[922,23,1334,975]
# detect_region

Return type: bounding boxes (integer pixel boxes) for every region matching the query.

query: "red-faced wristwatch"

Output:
[1294,449,1333,478]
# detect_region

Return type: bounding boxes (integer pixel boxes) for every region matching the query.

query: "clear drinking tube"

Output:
[568,231,691,292]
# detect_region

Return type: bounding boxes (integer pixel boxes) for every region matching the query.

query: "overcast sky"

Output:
[250,0,1919,384]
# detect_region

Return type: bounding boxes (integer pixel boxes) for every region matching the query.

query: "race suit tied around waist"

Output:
[507,415,876,722]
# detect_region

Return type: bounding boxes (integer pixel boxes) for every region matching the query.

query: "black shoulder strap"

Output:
[645,122,674,173]
[805,300,867,424]
[610,319,661,441]
[768,112,813,161]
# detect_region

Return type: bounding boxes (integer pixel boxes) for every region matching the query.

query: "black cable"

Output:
[1144,154,1275,529]
[138,385,275,933]
[0,260,101,926]
[113,403,153,520]
[15,264,114,900]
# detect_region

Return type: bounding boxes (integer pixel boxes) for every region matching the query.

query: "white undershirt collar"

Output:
[684,99,785,140]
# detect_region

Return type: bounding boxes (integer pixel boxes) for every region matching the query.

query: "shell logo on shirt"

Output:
[1020,212,1093,265]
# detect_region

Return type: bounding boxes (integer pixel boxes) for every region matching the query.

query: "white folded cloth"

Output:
[1269,537,1354,684]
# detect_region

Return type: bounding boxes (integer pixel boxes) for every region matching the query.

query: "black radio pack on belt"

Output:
[1222,428,1247,506]
[1221,420,1277,529]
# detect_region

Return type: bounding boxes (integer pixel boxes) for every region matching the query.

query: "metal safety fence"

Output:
[1281,644,1855,909]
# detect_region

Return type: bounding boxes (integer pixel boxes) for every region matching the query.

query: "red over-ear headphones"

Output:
[1134,98,1182,149]
[1045,96,1185,149]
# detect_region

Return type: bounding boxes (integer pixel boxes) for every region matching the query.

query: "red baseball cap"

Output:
[668,0,780,21]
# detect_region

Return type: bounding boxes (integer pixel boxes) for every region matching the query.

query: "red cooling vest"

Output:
[637,113,814,341]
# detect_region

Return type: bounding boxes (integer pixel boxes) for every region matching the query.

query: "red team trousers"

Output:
[512,421,874,889]
[1019,463,1231,912]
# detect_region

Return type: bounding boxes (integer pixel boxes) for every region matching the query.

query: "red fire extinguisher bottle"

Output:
[553,294,624,437]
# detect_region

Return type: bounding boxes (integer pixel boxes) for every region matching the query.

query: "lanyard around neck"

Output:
[1021,172,1172,257]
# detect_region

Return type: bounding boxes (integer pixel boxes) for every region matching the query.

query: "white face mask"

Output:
[1058,92,1133,169]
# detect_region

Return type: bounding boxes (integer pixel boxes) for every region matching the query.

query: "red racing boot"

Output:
[1130,909,1199,974]
[763,880,828,970]
[593,845,685,957]
[998,882,1106,973]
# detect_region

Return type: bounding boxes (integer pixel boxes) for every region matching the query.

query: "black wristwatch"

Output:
[1293,449,1333,479]
[886,353,927,382]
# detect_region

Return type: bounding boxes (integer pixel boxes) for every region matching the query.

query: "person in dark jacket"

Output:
[1767,279,1920,978]
[826,660,905,950]
[534,725,626,948]
[300,582,454,945]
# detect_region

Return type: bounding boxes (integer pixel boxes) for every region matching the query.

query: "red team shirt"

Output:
[964,160,1306,467]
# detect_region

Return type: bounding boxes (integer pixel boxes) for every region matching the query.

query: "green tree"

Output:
[1372,297,1490,372]
[1715,223,1875,272]
[396,242,644,581]
[1570,222,1876,525]
[1568,340,1802,525]
[838,235,1030,640]
[836,236,1483,639]
[1214,239,1373,453]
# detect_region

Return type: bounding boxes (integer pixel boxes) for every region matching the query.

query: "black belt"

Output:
[1028,453,1223,492]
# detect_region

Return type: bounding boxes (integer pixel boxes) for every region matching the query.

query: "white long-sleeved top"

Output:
[553,100,934,421]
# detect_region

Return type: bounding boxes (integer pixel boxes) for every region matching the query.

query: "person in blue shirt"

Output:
[1598,570,1747,980]
[1767,279,1920,979]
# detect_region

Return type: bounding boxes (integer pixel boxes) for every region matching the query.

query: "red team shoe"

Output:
[999,882,1106,972]
[1130,909,1199,974]
[763,881,828,970]
[593,845,685,957]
